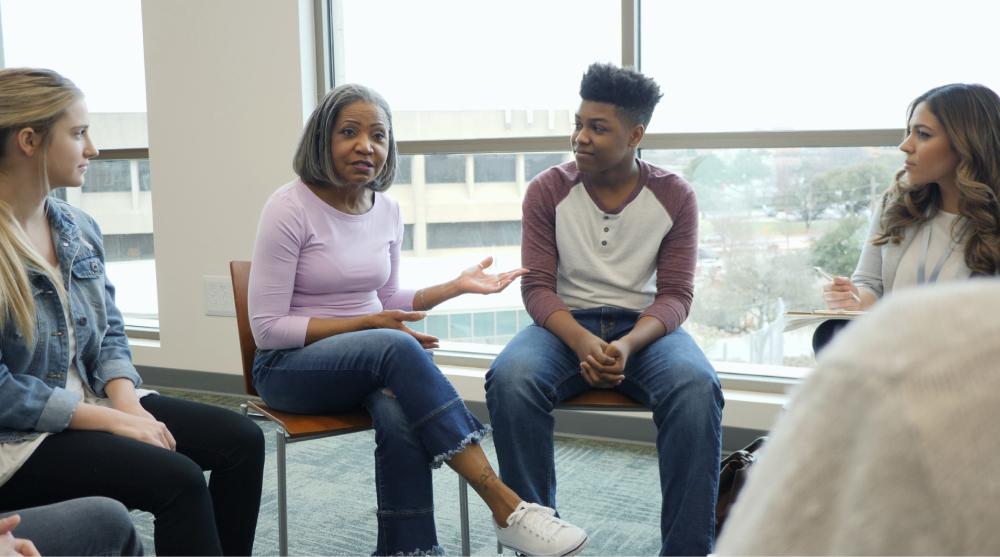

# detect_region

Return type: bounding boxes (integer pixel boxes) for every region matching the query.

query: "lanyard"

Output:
[917,218,971,285]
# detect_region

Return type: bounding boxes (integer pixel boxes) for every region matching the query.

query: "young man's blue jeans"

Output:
[253,328,489,556]
[486,307,723,556]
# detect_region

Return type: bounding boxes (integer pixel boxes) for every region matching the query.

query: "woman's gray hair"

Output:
[293,83,398,192]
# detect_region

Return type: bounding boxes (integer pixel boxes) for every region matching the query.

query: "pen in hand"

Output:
[813,266,862,303]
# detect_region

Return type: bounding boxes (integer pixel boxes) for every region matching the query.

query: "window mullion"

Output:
[621,0,638,68]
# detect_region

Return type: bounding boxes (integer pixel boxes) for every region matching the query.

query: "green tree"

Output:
[809,161,894,218]
[684,154,728,215]
[810,216,868,277]
[771,152,895,229]
[729,150,771,184]
[691,248,814,334]
[685,151,773,217]
[727,150,772,217]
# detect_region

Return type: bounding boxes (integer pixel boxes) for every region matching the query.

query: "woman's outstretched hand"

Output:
[370,310,440,349]
[456,256,527,295]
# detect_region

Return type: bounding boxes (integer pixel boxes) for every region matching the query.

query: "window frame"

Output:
[91,148,160,341]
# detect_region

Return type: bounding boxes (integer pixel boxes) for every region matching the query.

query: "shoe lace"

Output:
[508,504,566,540]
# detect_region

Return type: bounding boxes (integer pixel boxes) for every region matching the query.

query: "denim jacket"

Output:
[0,199,142,443]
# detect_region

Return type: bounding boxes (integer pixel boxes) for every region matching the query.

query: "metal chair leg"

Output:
[277,429,289,556]
[459,476,470,555]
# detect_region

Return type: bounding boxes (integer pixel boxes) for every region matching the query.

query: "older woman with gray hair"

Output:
[247,84,588,556]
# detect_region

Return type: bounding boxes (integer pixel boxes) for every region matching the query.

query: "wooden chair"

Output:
[230,261,372,555]
[556,389,645,411]
[229,261,472,555]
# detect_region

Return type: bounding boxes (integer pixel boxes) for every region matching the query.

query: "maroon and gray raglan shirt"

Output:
[520,159,699,334]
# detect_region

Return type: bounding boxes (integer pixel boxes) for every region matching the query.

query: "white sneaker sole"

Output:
[502,535,589,557]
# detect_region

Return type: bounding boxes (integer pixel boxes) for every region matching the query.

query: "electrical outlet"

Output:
[203,276,236,317]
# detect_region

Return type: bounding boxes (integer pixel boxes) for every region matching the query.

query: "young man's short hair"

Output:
[579,63,663,127]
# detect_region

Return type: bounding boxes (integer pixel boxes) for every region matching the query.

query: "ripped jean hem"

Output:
[430,425,492,469]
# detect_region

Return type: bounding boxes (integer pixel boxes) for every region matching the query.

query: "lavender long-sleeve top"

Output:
[249,179,415,350]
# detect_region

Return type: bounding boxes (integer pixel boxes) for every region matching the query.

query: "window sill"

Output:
[125,325,160,341]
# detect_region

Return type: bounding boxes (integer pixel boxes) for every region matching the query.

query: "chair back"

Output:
[229,260,259,396]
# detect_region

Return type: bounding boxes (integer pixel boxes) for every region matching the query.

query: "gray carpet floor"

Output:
[135,389,662,556]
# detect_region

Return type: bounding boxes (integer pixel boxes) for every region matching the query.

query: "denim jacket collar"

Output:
[44,198,87,287]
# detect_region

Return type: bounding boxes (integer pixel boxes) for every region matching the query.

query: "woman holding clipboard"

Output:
[816,83,1000,351]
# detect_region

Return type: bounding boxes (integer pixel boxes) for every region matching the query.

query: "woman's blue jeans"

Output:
[253,328,488,556]
[485,307,723,556]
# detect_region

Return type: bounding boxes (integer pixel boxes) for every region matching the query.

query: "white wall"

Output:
[136,0,316,375]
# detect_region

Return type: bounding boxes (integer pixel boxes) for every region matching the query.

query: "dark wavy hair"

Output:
[874,83,1000,275]
[579,63,662,127]
[293,83,398,192]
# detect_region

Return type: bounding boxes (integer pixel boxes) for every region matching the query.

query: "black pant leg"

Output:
[0,429,223,556]
[141,395,264,556]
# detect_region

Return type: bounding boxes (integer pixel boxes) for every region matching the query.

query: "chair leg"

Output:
[277,429,289,557]
[459,476,470,556]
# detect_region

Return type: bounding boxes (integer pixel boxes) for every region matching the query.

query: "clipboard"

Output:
[783,309,866,332]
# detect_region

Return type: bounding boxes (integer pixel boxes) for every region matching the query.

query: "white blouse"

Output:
[893,211,972,290]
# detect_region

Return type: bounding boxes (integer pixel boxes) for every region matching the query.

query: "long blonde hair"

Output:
[0,68,81,342]
[874,83,1000,275]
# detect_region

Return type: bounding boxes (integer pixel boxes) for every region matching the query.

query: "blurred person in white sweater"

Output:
[716,279,1000,555]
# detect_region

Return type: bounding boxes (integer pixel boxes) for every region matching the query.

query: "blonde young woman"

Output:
[0,68,264,556]
[815,83,1000,349]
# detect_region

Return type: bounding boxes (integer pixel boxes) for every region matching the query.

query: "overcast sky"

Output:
[3,0,999,131]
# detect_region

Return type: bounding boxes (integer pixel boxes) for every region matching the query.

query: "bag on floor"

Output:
[715,436,767,537]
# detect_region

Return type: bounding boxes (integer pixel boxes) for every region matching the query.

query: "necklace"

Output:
[916,216,971,285]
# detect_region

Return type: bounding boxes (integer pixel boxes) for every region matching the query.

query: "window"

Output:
[640,0,1000,133]
[103,233,155,261]
[644,146,900,372]
[1,0,156,327]
[332,0,621,348]
[427,221,521,249]
[82,160,132,193]
[333,0,620,141]
[425,154,466,184]
[0,0,148,136]
[525,153,568,181]
[473,154,516,183]
[396,155,414,185]
[327,0,993,378]
[402,224,415,251]
[387,152,545,343]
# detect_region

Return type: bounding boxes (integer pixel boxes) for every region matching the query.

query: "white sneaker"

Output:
[494,502,588,556]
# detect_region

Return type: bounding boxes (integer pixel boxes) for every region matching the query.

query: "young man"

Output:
[486,63,723,556]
